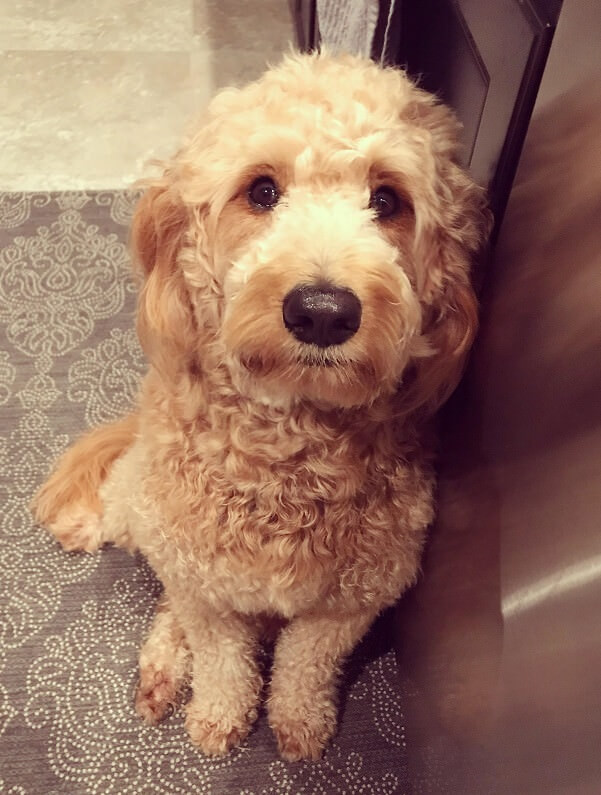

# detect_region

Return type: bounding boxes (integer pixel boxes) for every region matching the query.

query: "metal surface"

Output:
[395,1,601,791]
[487,75,601,794]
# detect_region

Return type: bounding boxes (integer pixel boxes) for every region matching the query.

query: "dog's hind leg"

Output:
[31,413,138,552]
[135,594,191,724]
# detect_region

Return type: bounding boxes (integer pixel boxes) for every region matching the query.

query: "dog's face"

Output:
[132,53,489,412]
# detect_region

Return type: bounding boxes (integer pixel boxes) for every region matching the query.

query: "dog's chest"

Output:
[142,407,431,615]
[186,447,363,615]
[208,537,335,617]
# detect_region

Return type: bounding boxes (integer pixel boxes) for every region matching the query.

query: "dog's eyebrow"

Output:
[368,164,406,183]
[233,163,283,193]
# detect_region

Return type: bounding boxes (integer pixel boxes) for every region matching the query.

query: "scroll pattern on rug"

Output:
[0,191,409,794]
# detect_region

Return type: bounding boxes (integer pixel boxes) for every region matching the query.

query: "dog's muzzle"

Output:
[282,284,362,348]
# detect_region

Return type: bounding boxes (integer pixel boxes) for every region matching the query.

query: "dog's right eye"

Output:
[248,177,280,210]
[369,186,401,219]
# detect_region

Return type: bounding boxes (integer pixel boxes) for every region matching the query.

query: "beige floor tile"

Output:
[0,0,200,51]
[1,1,294,191]
[195,0,294,87]
[0,49,213,190]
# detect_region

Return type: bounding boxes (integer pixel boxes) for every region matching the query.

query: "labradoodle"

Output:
[33,51,490,761]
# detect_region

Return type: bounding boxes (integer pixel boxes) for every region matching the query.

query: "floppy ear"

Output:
[401,162,491,417]
[130,184,196,373]
[399,85,492,415]
[402,271,479,416]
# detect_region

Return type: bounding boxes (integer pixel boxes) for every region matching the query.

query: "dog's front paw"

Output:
[185,701,258,756]
[48,506,103,552]
[269,698,338,762]
[135,666,178,724]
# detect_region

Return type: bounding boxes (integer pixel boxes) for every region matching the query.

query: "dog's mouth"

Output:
[297,350,338,368]
[240,350,340,375]
[237,348,384,408]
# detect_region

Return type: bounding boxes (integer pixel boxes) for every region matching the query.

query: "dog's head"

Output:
[131,52,490,413]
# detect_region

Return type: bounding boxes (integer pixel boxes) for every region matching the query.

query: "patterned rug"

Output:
[0,192,411,794]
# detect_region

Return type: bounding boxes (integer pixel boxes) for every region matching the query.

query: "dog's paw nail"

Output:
[270,714,335,762]
[274,724,329,762]
[135,668,176,724]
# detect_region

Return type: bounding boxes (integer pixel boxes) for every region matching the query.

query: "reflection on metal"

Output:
[504,554,601,618]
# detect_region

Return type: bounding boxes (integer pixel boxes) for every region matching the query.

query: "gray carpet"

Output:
[0,192,410,794]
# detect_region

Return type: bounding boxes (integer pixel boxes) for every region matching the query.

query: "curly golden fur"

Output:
[33,51,489,761]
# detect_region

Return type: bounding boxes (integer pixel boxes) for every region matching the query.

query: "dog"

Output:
[32,51,489,761]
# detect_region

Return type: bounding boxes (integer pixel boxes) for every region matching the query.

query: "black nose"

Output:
[282,285,362,347]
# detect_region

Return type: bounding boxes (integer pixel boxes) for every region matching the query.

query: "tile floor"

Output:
[0,1,294,190]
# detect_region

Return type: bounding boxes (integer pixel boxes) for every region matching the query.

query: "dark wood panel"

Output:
[398,0,560,227]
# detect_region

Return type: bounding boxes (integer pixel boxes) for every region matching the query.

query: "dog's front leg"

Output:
[268,609,377,761]
[171,601,263,756]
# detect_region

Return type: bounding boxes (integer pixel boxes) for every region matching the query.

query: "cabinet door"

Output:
[398,0,560,225]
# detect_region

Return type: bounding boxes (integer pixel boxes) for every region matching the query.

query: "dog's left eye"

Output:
[369,186,401,219]
[248,177,280,210]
